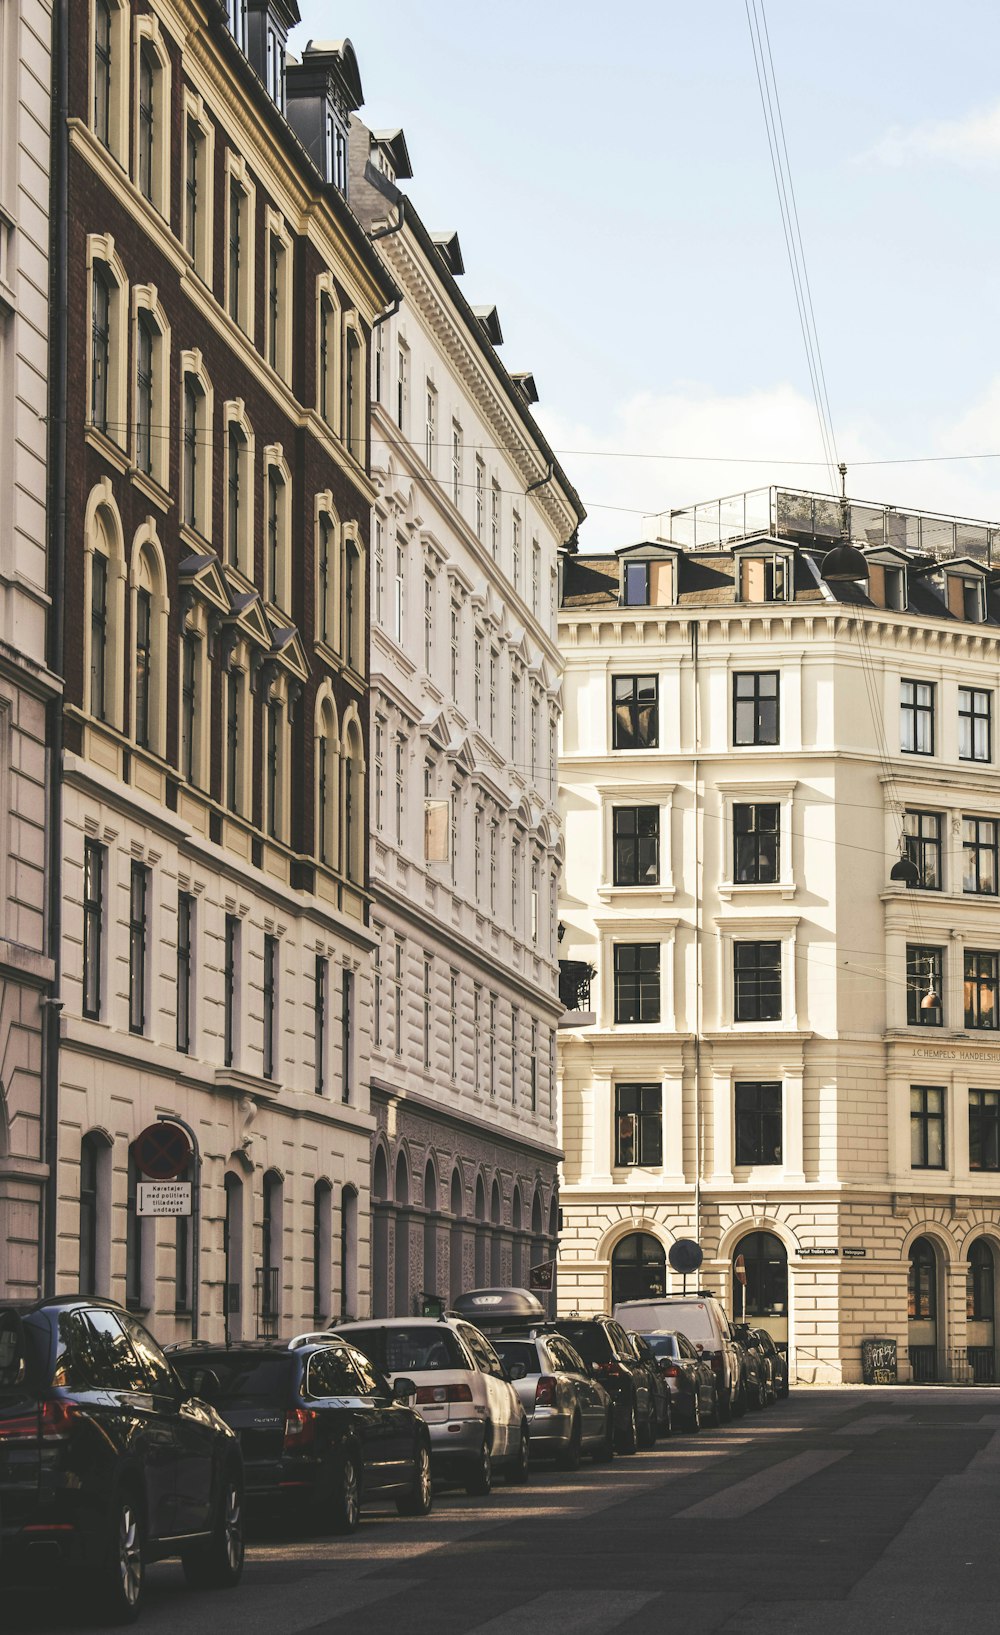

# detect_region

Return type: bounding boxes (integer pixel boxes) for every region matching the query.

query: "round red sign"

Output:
[132,1121,192,1181]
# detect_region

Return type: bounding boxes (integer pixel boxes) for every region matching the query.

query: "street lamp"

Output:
[820,463,869,585]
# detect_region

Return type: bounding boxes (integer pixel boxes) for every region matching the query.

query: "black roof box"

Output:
[451,1288,546,1330]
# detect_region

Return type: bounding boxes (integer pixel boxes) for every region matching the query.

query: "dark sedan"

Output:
[491,1333,614,1467]
[170,1333,432,1533]
[0,1297,243,1624]
[752,1328,789,1398]
[642,1330,720,1430]
[732,1323,773,1408]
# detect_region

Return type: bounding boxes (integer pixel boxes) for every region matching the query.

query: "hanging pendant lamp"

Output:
[890,854,919,887]
[821,463,870,584]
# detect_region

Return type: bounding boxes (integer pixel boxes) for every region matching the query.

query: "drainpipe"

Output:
[690,620,702,1251]
[42,0,69,1294]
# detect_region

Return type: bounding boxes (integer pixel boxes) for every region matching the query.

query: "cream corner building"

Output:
[558,487,1000,1384]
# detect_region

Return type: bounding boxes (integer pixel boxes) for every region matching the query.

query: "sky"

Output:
[296,1,1000,552]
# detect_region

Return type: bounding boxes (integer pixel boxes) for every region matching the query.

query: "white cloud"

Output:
[536,382,1000,556]
[864,103,1000,169]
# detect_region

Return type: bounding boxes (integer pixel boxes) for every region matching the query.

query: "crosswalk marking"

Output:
[465,1590,660,1635]
[674,1448,849,1519]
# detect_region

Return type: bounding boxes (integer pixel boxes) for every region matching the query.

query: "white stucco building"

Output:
[350,124,584,1313]
[558,486,1000,1384]
[0,0,58,1299]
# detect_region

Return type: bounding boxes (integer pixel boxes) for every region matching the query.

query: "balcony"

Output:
[559,960,596,1027]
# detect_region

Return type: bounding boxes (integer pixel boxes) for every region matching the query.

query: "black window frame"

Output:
[342,968,353,1105]
[614,1083,663,1167]
[903,809,943,891]
[79,1133,101,1295]
[612,805,660,886]
[613,943,660,1025]
[83,839,104,1020]
[735,1081,783,1166]
[900,678,935,756]
[314,954,327,1095]
[910,1084,945,1170]
[224,913,239,1068]
[965,950,999,1032]
[263,933,278,1081]
[91,265,111,432]
[176,892,193,1054]
[135,310,155,476]
[963,816,998,897]
[959,686,992,763]
[906,944,943,1028]
[733,941,782,1023]
[733,671,779,747]
[611,674,658,751]
[225,668,241,815]
[133,586,152,750]
[90,551,108,721]
[622,561,649,606]
[968,1239,995,1319]
[137,50,154,199]
[182,373,200,531]
[226,423,242,566]
[94,0,112,147]
[180,630,198,785]
[733,802,780,884]
[228,176,243,325]
[969,1089,1000,1172]
[184,118,200,259]
[128,861,149,1035]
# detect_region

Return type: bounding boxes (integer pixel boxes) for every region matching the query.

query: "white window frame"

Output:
[180,349,213,542]
[265,208,293,382]
[716,779,798,902]
[133,14,171,216]
[262,443,292,611]
[716,915,801,1033]
[182,89,215,284]
[131,282,170,488]
[223,399,254,578]
[224,149,256,335]
[86,234,128,451]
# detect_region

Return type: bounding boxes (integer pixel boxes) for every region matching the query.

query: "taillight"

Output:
[414,1383,473,1405]
[659,1363,681,1379]
[283,1408,319,1449]
[592,1360,622,1378]
[0,1401,76,1443]
[709,1354,725,1382]
[0,1411,39,1441]
[534,1376,557,1406]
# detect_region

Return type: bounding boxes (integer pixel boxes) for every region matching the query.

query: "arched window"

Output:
[395,1151,410,1207]
[967,1238,995,1321]
[394,1150,411,1317]
[312,1180,332,1324]
[341,1185,358,1319]
[223,1172,244,1339]
[344,323,364,461]
[423,1159,438,1299]
[474,1175,488,1287]
[611,1233,666,1307]
[263,451,290,608]
[135,28,170,214]
[732,1231,787,1320]
[373,1146,388,1201]
[342,718,364,884]
[908,1236,937,1321]
[315,694,338,868]
[490,1177,502,1285]
[181,352,213,537]
[261,1170,283,1333]
[449,1167,464,1303]
[79,1131,110,1296]
[511,1186,523,1288]
[93,0,113,146]
[343,536,363,671]
[86,489,125,731]
[316,504,338,649]
[130,532,168,755]
[224,407,254,574]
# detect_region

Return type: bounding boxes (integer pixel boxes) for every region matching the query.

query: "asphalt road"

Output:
[10,1386,1000,1634]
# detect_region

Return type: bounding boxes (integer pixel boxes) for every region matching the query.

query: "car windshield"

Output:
[553,1324,611,1366]
[173,1353,293,1406]
[347,1326,466,1373]
[645,1335,679,1359]
[493,1340,541,1375]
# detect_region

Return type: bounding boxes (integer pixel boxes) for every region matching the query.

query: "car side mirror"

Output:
[506,1360,527,1382]
[393,1376,417,1403]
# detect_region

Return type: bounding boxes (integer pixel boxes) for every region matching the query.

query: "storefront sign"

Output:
[912,1046,1000,1062]
[137,1181,192,1217]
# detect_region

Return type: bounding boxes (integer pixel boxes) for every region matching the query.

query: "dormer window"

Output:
[963,578,985,623]
[738,554,790,602]
[266,25,285,110]
[326,112,349,194]
[945,568,986,623]
[866,556,908,611]
[884,566,906,610]
[620,555,674,607]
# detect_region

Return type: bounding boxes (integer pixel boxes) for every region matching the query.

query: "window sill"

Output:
[718,882,795,902]
[131,467,171,513]
[597,885,676,904]
[85,424,130,473]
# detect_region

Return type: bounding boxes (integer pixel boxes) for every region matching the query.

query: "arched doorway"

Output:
[372,1146,390,1318]
[908,1235,939,1381]
[449,1169,464,1303]
[511,1187,523,1288]
[489,1178,503,1285]
[394,1151,410,1316]
[423,1160,438,1302]
[474,1175,488,1286]
[732,1232,788,1347]
[967,1238,996,1383]
[610,1233,666,1307]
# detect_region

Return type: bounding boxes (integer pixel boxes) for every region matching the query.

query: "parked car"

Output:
[549,1317,660,1452]
[490,1332,615,1468]
[613,1294,744,1421]
[623,1332,672,1434]
[753,1328,790,1398]
[732,1323,773,1408]
[0,1296,243,1624]
[333,1317,529,1495]
[170,1332,432,1533]
[642,1330,720,1430]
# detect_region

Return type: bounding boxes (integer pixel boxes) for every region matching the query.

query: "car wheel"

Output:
[707,1386,721,1427]
[329,1449,362,1534]
[689,1392,702,1433]
[507,1420,530,1484]
[616,1394,638,1455]
[660,1395,673,1438]
[638,1400,657,1448]
[465,1430,493,1497]
[183,1467,245,1589]
[556,1414,582,1471]
[396,1439,433,1517]
[91,1489,145,1625]
[718,1384,732,1423]
[592,1409,615,1462]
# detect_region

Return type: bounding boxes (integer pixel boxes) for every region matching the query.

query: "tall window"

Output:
[612,675,658,750]
[180,632,199,785]
[733,671,779,746]
[396,343,408,429]
[267,232,283,371]
[79,1133,102,1294]
[422,958,432,1070]
[473,985,482,1091]
[615,1083,662,1166]
[394,739,405,846]
[531,540,541,617]
[510,1005,518,1103]
[613,806,659,886]
[228,178,246,326]
[733,941,781,1023]
[135,312,155,476]
[451,422,462,507]
[317,513,334,646]
[903,810,942,891]
[734,803,779,883]
[529,1020,538,1111]
[424,383,436,469]
[225,423,245,569]
[225,669,242,814]
[963,817,997,896]
[265,466,285,606]
[83,839,104,1020]
[512,511,521,593]
[968,1238,995,1319]
[475,459,485,540]
[488,994,497,1096]
[735,1081,782,1165]
[137,47,155,201]
[265,699,283,840]
[449,971,459,1080]
[910,1085,945,1169]
[312,1181,331,1324]
[314,955,327,1094]
[94,0,112,146]
[490,480,501,559]
[133,587,152,748]
[613,943,660,1024]
[969,1090,1000,1171]
[91,267,111,432]
[345,329,362,461]
[906,944,942,1027]
[342,969,353,1104]
[908,1236,936,1319]
[90,553,109,720]
[392,941,403,1058]
[177,892,193,1053]
[319,293,336,425]
[184,118,203,262]
[182,374,202,532]
[964,951,999,1031]
[263,934,277,1080]
[901,678,935,755]
[393,545,405,643]
[423,569,434,671]
[959,687,992,763]
[128,862,149,1034]
[224,914,239,1067]
[450,604,460,698]
[373,935,382,1049]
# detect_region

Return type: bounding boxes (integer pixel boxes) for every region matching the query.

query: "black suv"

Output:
[550,1317,660,1452]
[0,1296,243,1624]
[170,1333,433,1533]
